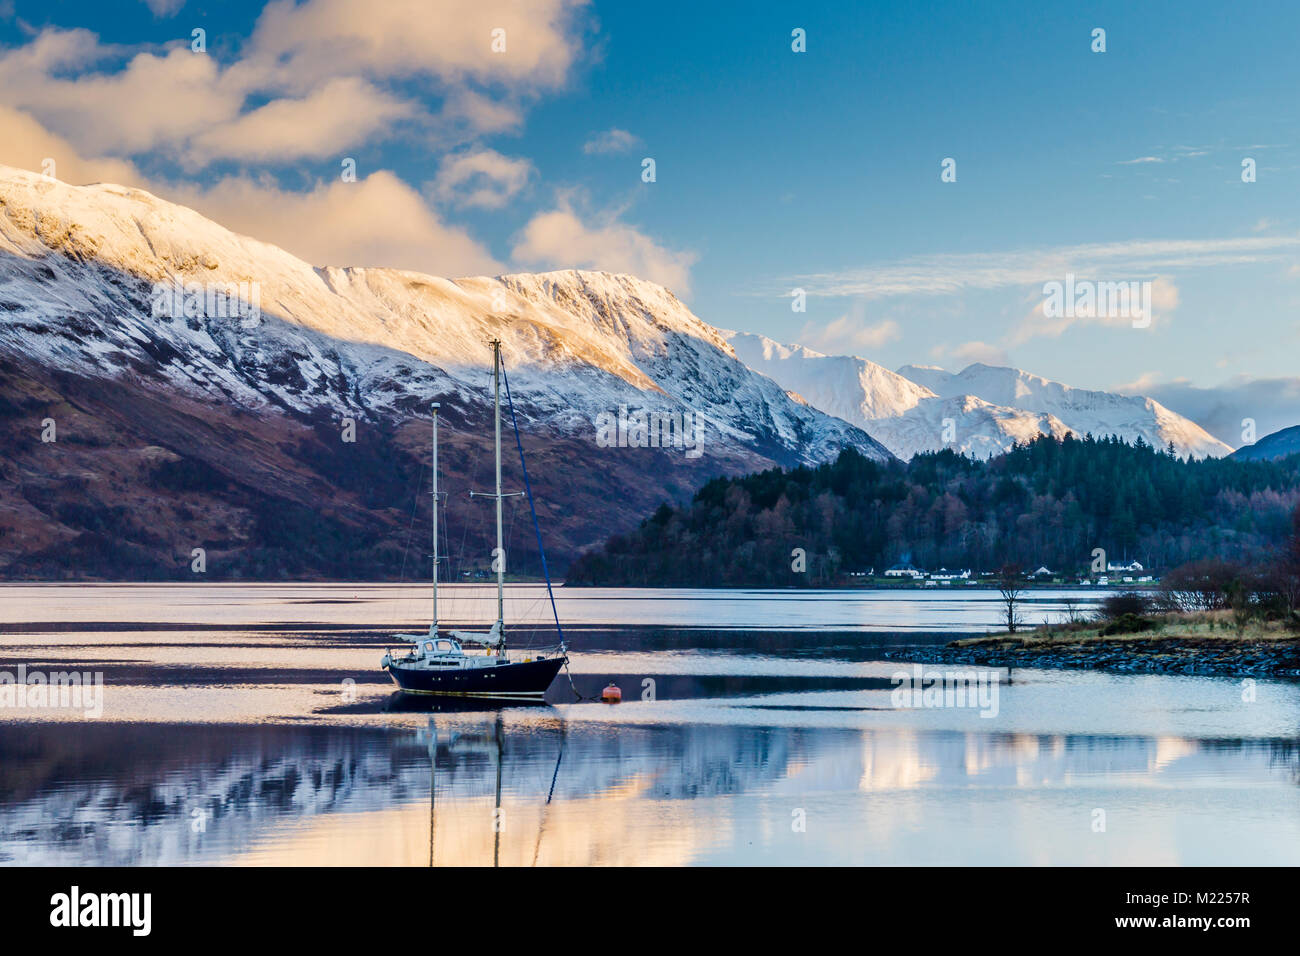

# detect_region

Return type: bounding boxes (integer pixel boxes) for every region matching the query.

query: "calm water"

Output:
[1,584,1297,866]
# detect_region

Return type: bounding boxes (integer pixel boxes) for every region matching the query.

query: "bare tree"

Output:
[1281,504,1300,622]
[998,564,1024,633]
[1061,597,1085,625]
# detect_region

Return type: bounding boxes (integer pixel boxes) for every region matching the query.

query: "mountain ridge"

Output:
[1231,424,1300,461]
[728,330,1231,460]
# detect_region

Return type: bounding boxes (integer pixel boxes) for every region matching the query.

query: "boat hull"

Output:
[386,656,566,701]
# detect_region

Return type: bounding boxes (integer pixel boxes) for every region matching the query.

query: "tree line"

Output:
[566,434,1300,587]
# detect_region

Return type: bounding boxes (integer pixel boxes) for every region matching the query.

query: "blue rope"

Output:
[500,361,566,650]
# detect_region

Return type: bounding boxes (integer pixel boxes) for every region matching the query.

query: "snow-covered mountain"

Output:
[728,332,1231,460]
[0,166,887,465]
[0,166,890,578]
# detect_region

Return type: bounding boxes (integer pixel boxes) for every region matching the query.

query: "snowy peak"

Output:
[734,335,1230,460]
[728,331,935,423]
[913,363,1230,456]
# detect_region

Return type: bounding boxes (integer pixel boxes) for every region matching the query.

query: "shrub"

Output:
[1099,613,1158,636]
[1100,591,1150,619]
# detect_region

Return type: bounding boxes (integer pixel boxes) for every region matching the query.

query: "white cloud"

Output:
[798,315,900,353]
[1009,275,1181,344]
[0,0,589,166]
[242,0,586,92]
[583,128,641,154]
[1117,375,1300,447]
[931,340,1009,367]
[0,104,144,186]
[172,171,502,275]
[784,236,1300,300]
[511,198,696,294]
[432,149,533,209]
[184,77,416,167]
[0,38,243,157]
[143,0,185,17]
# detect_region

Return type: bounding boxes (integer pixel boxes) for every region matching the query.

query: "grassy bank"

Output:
[961,610,1295,649]
[900,611,1300,678]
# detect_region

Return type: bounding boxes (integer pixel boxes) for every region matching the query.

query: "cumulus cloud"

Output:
[172,171,502,275]
[582,128,640,154]
[431,148,533,209]
[511,199,696,294]
[0,0,589,166]
[0,104,145,186]
[0,4,697,288]
[242,0,585,92]
[183,77,416,167]
[0,37,242,157]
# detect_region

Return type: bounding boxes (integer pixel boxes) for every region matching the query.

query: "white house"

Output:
[928,568,971,582]
[885,564,926,579]
[1107,560,1144,572]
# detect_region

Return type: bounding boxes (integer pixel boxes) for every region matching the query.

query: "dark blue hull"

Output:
[386,656,566,701]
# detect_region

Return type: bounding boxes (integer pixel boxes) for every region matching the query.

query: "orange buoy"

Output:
[601,683,622,703]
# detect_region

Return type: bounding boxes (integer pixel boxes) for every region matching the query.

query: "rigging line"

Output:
[530,720,568,867]
[500,360,566,650]
[454,427,486,614]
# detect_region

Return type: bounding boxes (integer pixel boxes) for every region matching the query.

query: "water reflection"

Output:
[2,718,1298,866]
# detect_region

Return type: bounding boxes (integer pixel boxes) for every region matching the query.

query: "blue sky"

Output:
[1,0,1298,435]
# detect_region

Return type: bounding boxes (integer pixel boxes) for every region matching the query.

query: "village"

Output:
[842,559,1154,588]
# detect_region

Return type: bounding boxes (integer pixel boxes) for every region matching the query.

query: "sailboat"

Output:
[381,340,568,701]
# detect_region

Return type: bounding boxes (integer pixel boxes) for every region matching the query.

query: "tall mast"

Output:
[431,402,439,632]
[492,340,504,629]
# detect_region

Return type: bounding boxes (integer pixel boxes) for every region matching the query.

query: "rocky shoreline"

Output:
[888,636,1300,679]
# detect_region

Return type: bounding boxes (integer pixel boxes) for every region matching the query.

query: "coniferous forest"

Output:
[566,435,1300,587]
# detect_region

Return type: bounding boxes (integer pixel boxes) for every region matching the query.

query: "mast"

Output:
[492,340,504,630]
[431,402,439,633]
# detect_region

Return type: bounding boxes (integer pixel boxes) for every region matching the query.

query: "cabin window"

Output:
[435,640,454,652]
[424,641,435,653]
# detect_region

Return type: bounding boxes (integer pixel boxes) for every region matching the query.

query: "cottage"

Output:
[1107,560,1144,572]
[885,564,926,579]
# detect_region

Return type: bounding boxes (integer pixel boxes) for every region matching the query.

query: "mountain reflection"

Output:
[1,719,1296,866]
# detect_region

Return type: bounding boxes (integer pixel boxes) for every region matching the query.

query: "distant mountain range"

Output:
[1231,425,1300,461]
[727,332,1233,461]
